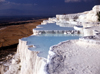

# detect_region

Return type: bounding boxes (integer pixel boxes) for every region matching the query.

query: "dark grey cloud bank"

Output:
[0,0,5,2]
[65,0,93,2]
[0,0,99,16]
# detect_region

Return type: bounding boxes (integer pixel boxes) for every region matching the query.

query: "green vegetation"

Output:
[97,11,100,21]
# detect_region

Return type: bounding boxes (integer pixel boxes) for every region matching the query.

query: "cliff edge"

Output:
[1,5,100,74]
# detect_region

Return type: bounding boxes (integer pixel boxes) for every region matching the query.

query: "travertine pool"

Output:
[22,34,80,58]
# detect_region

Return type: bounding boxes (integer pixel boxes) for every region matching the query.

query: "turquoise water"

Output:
[34,23,74,30]
[22,34,80,58]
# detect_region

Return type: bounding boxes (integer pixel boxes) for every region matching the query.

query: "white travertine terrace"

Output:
[2,5,100,74]
[79,5,100,22]
[74,25,83,33]
[33,23,81,35]
[47,40,100,74]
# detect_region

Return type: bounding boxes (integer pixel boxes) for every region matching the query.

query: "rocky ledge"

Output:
[0,5,100,74]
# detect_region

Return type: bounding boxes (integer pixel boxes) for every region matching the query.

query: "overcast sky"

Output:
[0,0,99,16]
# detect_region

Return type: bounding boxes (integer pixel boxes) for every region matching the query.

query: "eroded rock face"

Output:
[1,39,46,74]
[17,39,46,74]
[79,5,100,22]
[92,5,100,13]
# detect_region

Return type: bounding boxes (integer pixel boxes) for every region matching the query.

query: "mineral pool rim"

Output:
[21,34,81,58]
[33,23,81,35]
[21,23,82,58]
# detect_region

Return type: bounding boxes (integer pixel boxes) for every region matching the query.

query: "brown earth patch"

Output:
[0,18,46,61]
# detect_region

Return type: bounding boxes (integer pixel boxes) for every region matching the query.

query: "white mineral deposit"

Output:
[2,5,100,74]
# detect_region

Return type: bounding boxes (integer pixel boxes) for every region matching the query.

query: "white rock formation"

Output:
[17,39,44,74]
[41,5,100,27]
[17,39,49,74]
[56,13,81,25]
[79,5,100,22]
[1,5,100,74]
[19,5,100,74]
[33,23,76,35]
[41,18,56,25]
[1,39,48,74]
[47,40,100,74]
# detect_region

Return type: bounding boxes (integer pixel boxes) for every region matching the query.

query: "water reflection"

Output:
[22,34,80,58]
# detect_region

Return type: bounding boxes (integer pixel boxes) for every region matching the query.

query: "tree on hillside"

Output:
[97,11,100,21]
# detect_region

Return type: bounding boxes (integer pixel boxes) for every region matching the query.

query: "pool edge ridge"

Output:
[2,38,48,74]
[17,39,48,74]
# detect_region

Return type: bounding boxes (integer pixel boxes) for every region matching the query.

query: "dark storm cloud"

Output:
[0,0,99,16]
[0,0,5,2]
[0,1,33,10]
[65,0,93,2]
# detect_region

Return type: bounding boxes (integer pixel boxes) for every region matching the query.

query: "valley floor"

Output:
[0,18,46,62]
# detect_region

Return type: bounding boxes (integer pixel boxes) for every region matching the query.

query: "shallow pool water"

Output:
[34,23,74,31]
[22,34,80,58]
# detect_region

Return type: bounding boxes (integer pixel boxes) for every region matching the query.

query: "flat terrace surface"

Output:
[85,26,100,31]
[47,40,100,74]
